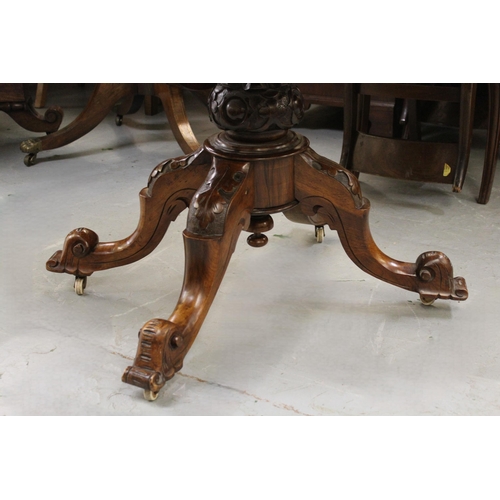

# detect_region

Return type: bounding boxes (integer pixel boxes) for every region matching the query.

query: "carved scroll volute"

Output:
[46,227,99,275]
[208,84,305,133]
[122,318,187,393]
[415,251,468,301]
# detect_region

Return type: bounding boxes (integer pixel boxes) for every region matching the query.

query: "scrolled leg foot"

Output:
[46,227,99,277]
[122,318,184,398]
[415,252,468,303]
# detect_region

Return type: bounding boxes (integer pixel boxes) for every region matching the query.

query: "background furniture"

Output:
[34,83,49,109]
[296,83,405,137]
[19,83,200,165]
[34,83,164,116]
[0,83,63,134]
[339,83,477,194]
[478,83,500,204]
[21,83,499,204]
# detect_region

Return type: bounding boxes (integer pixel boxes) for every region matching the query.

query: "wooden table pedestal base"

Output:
[46,85,468,401]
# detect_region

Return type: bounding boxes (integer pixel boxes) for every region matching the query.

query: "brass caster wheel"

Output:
[315,225,325,243]
[74,276,87,295]
[143,390,159,401]
[420,295,436,306]
[115,115,123,126]
[24,154,36,167]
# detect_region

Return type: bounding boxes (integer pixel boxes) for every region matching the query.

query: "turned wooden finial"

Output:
[246,214,274,247]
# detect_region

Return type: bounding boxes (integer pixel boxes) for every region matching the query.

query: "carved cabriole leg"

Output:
[293,148,468,303]
[122,156,254,397]
[46,147,212,278]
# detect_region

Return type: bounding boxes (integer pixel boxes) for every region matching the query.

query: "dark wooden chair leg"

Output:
[478,83,500,204]
[339,83,356,169]
[401,99,420,141]
[453,83,477,192]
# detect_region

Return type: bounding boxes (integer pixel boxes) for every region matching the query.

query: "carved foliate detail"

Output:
[208,84,304,132]
[301,150,365,209]
[147,147,207,193]
[188,160,250,236]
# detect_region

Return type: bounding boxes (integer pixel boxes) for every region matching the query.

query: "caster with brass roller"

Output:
[143,389,159,401]
[315,225,325,243]
[74,276,87,295]
[24,154,36,167]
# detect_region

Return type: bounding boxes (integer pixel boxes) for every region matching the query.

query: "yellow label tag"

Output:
[443,163,451,177]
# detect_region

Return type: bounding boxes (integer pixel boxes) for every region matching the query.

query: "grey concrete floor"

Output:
[1,84,499,416]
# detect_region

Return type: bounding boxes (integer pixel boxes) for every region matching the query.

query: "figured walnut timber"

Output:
[47,83,468,401]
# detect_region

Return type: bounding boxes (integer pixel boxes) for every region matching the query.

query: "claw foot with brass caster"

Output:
[20,137,42,164]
